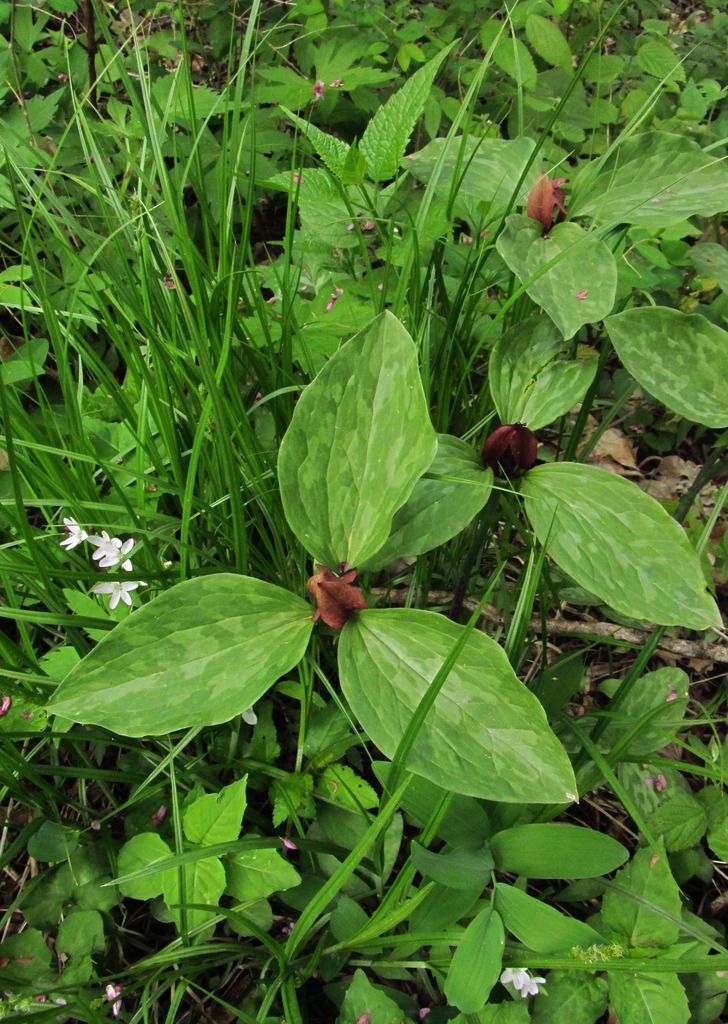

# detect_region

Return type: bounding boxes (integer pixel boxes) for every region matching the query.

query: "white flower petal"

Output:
[109,590,121,610]
[91,582,116,595]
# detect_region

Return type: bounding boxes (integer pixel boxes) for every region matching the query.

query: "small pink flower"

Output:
[0,695,11,717]
[281,920,295,936]
[645,773,668,792]
[360,220,375,232]
[104,983,123,1018]
[22,711,32,720]
[151,804,168,828]
[576,288,588,300]
[325,287,344,313]
[419,1009,431,1020]
[293,171,303,185]
[163,275,176,290]
[313,80,325,101]
[281,837,298,851]
[329,78,344,88]
[665,685,679,702]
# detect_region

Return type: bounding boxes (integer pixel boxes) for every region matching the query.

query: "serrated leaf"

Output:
[282,107,350,177]
[637,39,685,83]
[361,435,493,571]
[489,316,598,429]
[571,132,728,228]
[278,311,436,567]
[445,907,505,1012]
[646,792,707,852]
[163,856,226,935]
[183,777,248,846]
[360,47,450,181]
[496,215,617,339]
[602,844,681,946]
[315,764,378,810]
[532,971,608,1024]
[490,824,628,879]
[339,610,577,803]
[271,772,314,828]
[495,883,602,952]
[521,463,720,630]
[117,833,174,901]
[605,307,728,428]
[526,15,572,71]
[337,969,406,1024]
[49,575,313,736]
[225,848,301,902]
[609,972,690,1024]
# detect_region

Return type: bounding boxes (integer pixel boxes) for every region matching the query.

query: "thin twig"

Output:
[371,588,728,663]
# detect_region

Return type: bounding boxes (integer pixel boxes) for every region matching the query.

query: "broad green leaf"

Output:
[56,909,105,960]
[315,764,378,810]
[495,883,602,952]
[283,107,350,177]
[481,23,537,90]
[646,792,707,853]
[609,972,690,1024]
[360,435,493,571]
[445,907,505,1012]
[339,610,577,803]
[532,971,608,1024]
[525,15,572,71]
[689,242,728,291]
[27,821,79,862]
[571,132,728,228]
[183,777,248,847]
[637,39,685,83]
[521,464,720,630]
[278,311,436,567]
[497,215,617,339]
[453,1005,530,1024]
[705,793,728,861]
[605,307,728,427]
[601,844,681,947]
[490,824,628,879]
[600,667,688,756]
[406,135,537,224]
[360,48,449,181]
[225,848,301,902]
[489,316,599,429]
[410,842,493,891]
[49,575,313,736]
[117,833,174,901]
[337,968,407,1024]
[163,856,226,935]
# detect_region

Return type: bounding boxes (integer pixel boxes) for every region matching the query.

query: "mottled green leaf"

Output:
[489,316,598,429]
[490,824,628,879]
[445,908,505,1012]
[183,777,248,847]
[689,243,728,291]
[49,575,313,736]
[609,972,690,1024]
[360,48,449,181]
[601,844,681,947]
[495,883,602,952]
[278,311,436,567]
[361,435,493,571]
[532,971,608,1024]
[497,215,617,339]
[339,610,577,803]
[605,307,728,427]
[571,132,728,228]
[600,667,688,756]
[521,464,720,630]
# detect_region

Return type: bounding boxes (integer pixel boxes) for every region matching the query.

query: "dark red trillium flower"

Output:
[526,173,568,233]
[307,564,366,630]
[481,423,538,474]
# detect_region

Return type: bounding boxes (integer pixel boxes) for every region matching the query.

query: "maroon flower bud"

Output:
[307,564,366,630]
[481,423,538,474]
[526,173,568,233]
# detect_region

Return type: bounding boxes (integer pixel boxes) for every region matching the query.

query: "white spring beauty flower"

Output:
[92,579,146,610]
[59,517,88,550]
[88,531,135,571]
[500,967,547,998]
[242,707,258,726]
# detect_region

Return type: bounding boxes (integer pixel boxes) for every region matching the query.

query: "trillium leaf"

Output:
[521,464,720,630]
[339,609,577,803]
[444,907,505,1013]
[571,131,728,228]
[48,575,313,736]
[360,435,493,571]
[489,316,599,430]
[278,311,436,568]
[605,307,728,427]
[496,215,617,339]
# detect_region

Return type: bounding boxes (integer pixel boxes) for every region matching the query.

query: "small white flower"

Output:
[242,707,258,726]
[89,531,135,571]
[500,967,546,998]
[104,983,123,1017]
[92,580,145,610]
[60,517,88,550]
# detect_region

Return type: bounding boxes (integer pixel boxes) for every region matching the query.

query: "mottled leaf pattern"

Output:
[489,316,598,429]
[497,215,617,339]
[49,575,313,735]
[339,610,577,803]
[571,131,728,228]
[361,435,493,571]
[521,464,720,630]
[605,307,728,427]
[278,311,436,567]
